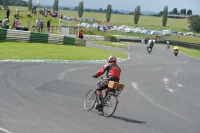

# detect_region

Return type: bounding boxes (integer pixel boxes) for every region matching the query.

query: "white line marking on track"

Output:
[177,83,183,87]
[151,67,162,71]
[59,67,91,80]
[191,103,200,108]
[131,82,197,124]
[163,78,169,84]
[166,87,174,93]
[174,70,181,77]
[0,127,13,133]
[163,78,174,93]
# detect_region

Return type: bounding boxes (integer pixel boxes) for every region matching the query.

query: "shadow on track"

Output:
[97,114,147,124]
[111,115,147,124]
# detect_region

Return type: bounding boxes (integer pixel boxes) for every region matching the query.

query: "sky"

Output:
[33,0,200,15]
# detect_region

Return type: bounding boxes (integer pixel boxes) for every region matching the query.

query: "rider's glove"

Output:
[92,75,97,78]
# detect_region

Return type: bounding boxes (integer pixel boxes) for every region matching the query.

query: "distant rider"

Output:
[147,39,154,51]
[173,46,179,53]
[92,55,121,109]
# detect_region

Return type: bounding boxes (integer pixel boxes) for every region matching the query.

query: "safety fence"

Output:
[0,28,85,46]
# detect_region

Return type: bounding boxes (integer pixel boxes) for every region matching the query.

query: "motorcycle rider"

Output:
[144,38,148,45]
[174,46,179,53]
[92,55,121,109]
[166,40,170,47]
[166,41,170,45]
[147,39,154,52]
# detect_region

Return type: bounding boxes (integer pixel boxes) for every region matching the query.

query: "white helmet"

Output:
[108,55,117,63]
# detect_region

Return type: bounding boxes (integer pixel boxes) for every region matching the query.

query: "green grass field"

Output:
[178,46,200,59]
[0,41,127,60]
[163,35,200,44]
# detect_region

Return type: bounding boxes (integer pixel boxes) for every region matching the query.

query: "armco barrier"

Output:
[63,36,75,45]
[119,39,141,42]
[0,29,86,46]
[7,30,30,41]
[48,34,64,44]
[83,35,105,41]
[118,39,200,50]
[30,32,49,43]
[0,28,7,40]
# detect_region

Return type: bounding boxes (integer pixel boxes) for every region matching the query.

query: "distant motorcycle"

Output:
[174,50,178,56]
[166,44,170,49]
[147,45,152,54]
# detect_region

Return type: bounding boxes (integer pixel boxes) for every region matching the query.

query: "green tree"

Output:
[53,0,59,12]
[158,11,163,16]
[187,9,192,15]
[78,1,84,18]
[172,8,178,14]
[180,9,186,15]
[28,0,32,10]
[21,1,27,6]
[188,15,200,32]
[134,5,140,24]
[99,8,103,12]
[162,5,168,26]
[106,4,112,22]
[3,0,7,9]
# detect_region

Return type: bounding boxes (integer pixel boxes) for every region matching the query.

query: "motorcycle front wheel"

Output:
[83,89,96,111]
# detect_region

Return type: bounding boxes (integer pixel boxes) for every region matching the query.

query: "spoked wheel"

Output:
[84,89,96,111]
[102,94,118,117]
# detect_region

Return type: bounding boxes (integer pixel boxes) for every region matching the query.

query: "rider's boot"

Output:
[95,90,102,110]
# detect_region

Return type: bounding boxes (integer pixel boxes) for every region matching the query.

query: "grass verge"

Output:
[163,35,200,44]
[159,44,200,59]
[0,41,127,60]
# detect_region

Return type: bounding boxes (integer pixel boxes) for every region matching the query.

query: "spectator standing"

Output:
[40,17,45,32]
[33,18,40,32]
[47,19,51,32]
[78,29,84,39]
[2,18,9,29]
[6,7,10,22]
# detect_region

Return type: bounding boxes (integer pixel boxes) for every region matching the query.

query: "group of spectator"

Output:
[0,6,84,38]
[32,17,51,33]
[0,7,10,29]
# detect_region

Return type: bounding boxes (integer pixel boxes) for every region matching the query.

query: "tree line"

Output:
[158,8,193,16]
[0,0,28,9]
[76,2,199,32]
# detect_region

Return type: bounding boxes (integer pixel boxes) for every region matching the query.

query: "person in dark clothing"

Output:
[78,29,84,39]
[92,55,121,109]
[6,7,10,22]
[147,39,154,52]
[47,19,51,32]
[40,17,45,32]
[144,38,148,44]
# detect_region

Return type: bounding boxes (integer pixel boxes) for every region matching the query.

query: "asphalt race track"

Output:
[0,43,200,133]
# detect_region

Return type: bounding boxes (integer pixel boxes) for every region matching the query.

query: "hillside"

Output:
[0,6,189,32]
